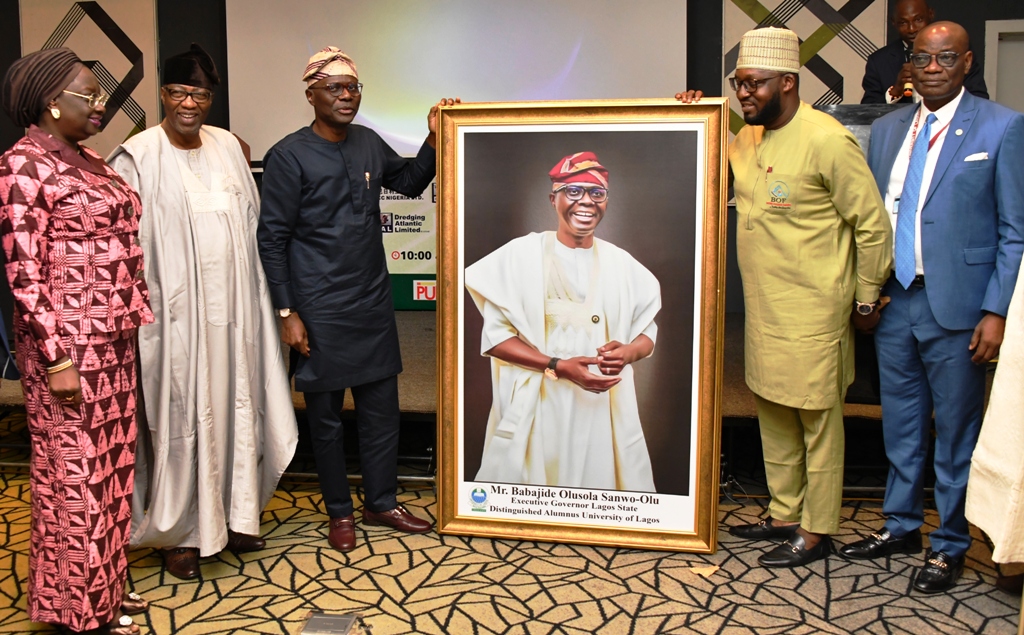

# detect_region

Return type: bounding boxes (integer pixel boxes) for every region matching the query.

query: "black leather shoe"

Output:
[839,528,922,560]
[758,534,832,568]
[913,551,964,594]
[729,518,800,541]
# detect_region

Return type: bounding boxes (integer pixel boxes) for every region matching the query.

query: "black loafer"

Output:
[913,551,964,594]
[758,534,832,568]
[729,518,800,541]
[839,528,922,560]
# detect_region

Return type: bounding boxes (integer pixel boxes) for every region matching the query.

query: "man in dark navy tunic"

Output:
[257,46,457,552]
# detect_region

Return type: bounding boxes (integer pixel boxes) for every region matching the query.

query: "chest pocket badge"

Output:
[766,180,791,210]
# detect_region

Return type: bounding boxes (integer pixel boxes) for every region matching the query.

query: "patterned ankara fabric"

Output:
[0,126,152,363]
[0,126,153,631]
[20,328,139,631]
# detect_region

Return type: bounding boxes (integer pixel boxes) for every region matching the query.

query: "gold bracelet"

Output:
[46,358,74,374]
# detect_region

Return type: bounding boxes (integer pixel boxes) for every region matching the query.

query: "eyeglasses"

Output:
[62,89,109,108]
[728,75,781,93]
[309,82,363,97]
[909,52,961,68]
[554,184,609,203]
[163,87,213,104]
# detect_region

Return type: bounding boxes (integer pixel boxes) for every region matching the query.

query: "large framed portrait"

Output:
[435,99,729,552]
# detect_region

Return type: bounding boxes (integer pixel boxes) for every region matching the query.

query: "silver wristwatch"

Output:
[854,301,878,316]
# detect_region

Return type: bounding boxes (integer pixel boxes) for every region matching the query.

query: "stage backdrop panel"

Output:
[225,0,688,303]
[18,0,158,158]
[436,99,729,553]
[723,0,888,134]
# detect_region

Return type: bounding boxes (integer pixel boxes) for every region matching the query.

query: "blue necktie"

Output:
[895,112,937,289]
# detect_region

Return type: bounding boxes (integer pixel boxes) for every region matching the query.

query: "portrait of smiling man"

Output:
[108,43,298,580]
[464,151,662,492]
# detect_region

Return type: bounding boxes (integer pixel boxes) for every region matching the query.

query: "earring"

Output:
[50,107,61,120]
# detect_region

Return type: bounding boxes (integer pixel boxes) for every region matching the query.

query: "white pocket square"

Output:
[964,152,989,162]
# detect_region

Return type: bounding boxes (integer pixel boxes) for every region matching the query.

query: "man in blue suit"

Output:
[841,21,1024,593]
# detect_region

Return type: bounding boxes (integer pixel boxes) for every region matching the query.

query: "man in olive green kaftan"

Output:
[683,27,892,568]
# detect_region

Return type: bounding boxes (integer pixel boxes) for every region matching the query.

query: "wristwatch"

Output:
[544,357,561,380]
[854,300,878,316]
[277,308,294,318]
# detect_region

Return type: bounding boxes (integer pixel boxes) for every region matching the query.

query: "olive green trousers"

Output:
[754,394,845,535]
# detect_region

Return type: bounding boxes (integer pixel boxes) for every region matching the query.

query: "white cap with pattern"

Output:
[736,27,801,74]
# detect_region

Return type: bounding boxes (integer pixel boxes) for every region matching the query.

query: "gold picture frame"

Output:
[435,99,729,552]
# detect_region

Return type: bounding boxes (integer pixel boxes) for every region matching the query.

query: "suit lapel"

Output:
[877,106,918,194]
[886,41,905,76]
[922,92,977,207]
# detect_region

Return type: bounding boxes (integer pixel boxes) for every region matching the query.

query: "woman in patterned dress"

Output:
[0,48,154,634]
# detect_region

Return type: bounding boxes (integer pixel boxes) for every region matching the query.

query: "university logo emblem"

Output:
[767,180,792,209]
[470,488,488,511]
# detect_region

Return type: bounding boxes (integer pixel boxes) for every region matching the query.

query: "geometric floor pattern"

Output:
[0,472,1020,634]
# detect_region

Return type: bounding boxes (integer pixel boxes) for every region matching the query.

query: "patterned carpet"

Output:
[0,469,1020,635]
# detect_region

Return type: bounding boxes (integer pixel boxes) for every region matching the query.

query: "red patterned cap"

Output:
[548,151,609,188]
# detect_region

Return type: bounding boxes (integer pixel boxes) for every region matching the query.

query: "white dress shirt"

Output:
[884,87,964,275]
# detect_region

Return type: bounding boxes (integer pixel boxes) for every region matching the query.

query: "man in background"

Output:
[258,47,456,553]
[678,26,892,568]
[108,44,297,580]
[842,21,1024,594]
[861,0,987,104]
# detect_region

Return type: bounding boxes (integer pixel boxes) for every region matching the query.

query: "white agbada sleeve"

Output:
[108,126,297,556]
[967,259,1024,564]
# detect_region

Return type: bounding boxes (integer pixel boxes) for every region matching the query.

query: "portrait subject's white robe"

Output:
[108,126,297,556]
[465,231,660,491]
[967,259,1024,564]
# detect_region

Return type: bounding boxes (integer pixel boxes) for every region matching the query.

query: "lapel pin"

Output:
[955,129,963,136]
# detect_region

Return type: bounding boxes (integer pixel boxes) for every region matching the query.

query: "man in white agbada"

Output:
[966,257,1024,598]
[465,152,660,491]
[107,44,297,580]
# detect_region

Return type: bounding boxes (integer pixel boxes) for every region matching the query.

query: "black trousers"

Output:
[303,374,400,518]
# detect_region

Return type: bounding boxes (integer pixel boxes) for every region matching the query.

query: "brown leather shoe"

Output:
[328,514,356,552]
[996,572,1024,596]
[363,505,432,534]
[161,547,200,580]
[226,529,266,552]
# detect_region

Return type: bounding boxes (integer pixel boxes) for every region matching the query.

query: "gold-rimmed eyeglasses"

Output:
[62,90,110,109]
